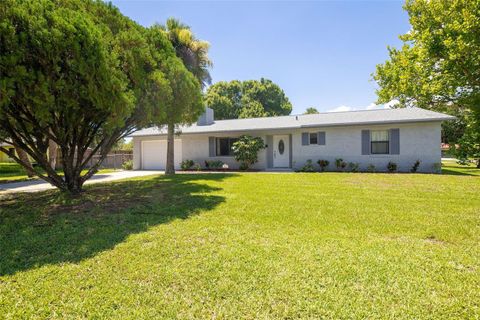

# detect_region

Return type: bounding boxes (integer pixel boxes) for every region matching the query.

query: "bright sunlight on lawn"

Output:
[0,162,117,184]
[0,168,479,318]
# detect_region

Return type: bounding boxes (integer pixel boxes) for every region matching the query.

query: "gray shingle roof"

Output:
[130,107,455,137]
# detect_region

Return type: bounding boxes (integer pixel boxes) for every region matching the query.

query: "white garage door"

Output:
[141,140,182,170]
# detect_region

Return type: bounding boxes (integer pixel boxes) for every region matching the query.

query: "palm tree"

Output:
[160,18,212,174]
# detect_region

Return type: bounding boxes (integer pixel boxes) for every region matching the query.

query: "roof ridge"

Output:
[213,106,410,123]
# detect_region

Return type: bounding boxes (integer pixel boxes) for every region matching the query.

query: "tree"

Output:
[373,0,480,167]
[304,107,319,114]
[0,0,189,193]
[205,79,292,120]
[231,135,266,170]
[159,18,212,174]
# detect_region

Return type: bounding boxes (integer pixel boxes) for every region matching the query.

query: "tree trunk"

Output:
[165,122,175,175]
[476,159,480,168]
[14,146,35,178]
[48,136,58,170]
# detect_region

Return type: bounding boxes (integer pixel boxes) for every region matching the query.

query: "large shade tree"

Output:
[205,79,292,120]
[0,0,200,193]
[158,18,212,174]
[373,0,480,167]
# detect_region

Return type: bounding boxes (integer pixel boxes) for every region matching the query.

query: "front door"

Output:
[273,135,290,167]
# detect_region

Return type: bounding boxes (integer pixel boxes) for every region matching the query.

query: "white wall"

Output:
[291,122,442,172]
[180,133,268,170]
[133,121,442,173]
[133,132,268,170]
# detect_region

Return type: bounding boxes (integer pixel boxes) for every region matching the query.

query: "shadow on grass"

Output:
[0,173,235,276]
[441,165,480,176]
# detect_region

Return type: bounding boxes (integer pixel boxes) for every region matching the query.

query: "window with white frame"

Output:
[370,130,389,154]
[309,133,317,144]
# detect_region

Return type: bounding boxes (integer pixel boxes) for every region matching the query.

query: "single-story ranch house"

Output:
[130,107,455,173]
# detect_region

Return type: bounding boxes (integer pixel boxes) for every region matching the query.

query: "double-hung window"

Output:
[309,133,318,145]
[370,130,389,154]
[215,137,238,156]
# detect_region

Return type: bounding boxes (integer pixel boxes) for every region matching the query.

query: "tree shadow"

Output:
[441,166,480,176]
[0,173,236,276]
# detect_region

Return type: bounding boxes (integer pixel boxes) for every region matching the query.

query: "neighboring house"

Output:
[130,107,455,173]
[0,142,16,162]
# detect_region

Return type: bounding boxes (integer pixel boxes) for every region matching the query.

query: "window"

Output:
[215,137,238,156]
[371,130,389,154]
[309,133,317,145]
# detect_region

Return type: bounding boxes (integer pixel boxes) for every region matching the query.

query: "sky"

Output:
[112,0,410,114]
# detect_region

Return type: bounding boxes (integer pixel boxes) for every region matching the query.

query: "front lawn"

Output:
[0,170,479,318]
[0,162,117,184]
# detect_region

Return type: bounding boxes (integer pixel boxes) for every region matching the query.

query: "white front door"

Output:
[273,135,290,168]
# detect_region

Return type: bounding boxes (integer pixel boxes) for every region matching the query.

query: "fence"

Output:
[85,153,133,170]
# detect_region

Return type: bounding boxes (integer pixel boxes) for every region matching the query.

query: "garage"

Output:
[141,139,182,170]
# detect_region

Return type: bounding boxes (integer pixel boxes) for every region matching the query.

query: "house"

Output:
[130,107,455,173]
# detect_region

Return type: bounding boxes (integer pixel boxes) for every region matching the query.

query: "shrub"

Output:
[298,159,315,172]
[387,161,397,173]
[410,160,421,173]
[432,162,442,173]
[180,159,194,171]
[193,163,202,171]
[348,162,359,172]
[122,160,133,170]
[335,158,347,171]
[367,164,376,173]
[232,135,266,170]
[317,159,329,171]
[205,160,224,170]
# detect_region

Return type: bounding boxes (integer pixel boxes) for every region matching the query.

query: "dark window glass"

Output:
[309,133,317,145]
[370,130,389,154]
[278,140,285,154]
[371,142,389,154]
[216,138,238,156]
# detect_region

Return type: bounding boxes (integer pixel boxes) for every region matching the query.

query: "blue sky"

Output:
[112,0,410,114]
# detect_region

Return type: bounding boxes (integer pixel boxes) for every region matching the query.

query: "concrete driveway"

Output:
[0,170,164,194]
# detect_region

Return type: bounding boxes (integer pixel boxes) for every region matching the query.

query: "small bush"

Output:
[205,160,224,170]
[317,159,329,171]
[348,162,359,172]
[298,159,315,172]
[232,135,266,170]
[180,159,194,171]
[387,161,397,173]
[432,162,442,173]
[367,164,376,173]
[335,158,347,171]
[410,160,421,173]
[193,163,202,171]
[122,160,133,170]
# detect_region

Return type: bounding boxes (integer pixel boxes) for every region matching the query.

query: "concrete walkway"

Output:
[0,170,164,194]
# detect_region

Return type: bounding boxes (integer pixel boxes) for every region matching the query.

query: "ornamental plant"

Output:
[298,160,315,172]
[232,135,266,170]
[317,159,329,172]
[387,161,398,173]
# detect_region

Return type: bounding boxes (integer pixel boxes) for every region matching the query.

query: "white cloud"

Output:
[327,100,401,113]
[328,105,354,112]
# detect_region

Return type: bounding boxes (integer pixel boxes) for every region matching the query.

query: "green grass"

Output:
[0,162,117,183]
[0,169,479,318]
[441,160,480,176]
